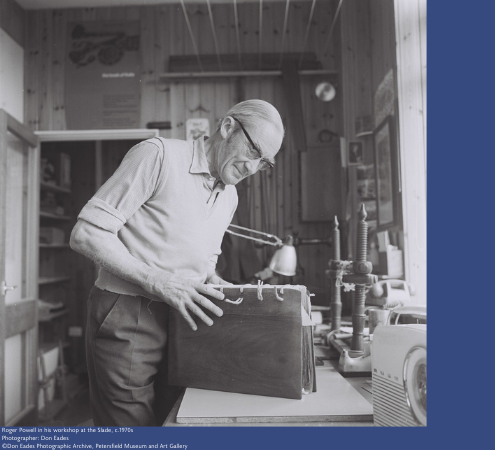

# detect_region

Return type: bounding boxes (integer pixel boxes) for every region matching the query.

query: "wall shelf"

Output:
[38,276,72,285]
[38,309,68,323]
[40,182,71,194]
[355,131,373,138]
[39,243,71,249]
[159,69,338,80]
[40,211,71,221]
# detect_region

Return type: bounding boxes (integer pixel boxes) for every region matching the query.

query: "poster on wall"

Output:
[374,69,395,127]
[374,116,396,227]
[65,21,141,130]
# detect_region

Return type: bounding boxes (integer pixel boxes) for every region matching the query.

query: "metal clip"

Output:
[257,280,264,300]
[225,297,243,305]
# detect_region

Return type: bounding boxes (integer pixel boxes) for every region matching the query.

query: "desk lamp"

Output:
[227,224,334,279]
[226,224,297,276]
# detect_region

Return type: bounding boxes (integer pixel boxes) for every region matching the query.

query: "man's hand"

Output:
[148,273,225,331]
[71,220,225,331]
[206,273,233,286]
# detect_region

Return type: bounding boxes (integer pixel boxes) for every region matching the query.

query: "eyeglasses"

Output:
[232,117,275,171]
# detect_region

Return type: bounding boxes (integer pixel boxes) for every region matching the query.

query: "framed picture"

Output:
[348,141,364,165]
[356,165,376,200]
[374,116,398,228]
[186,118,210,141]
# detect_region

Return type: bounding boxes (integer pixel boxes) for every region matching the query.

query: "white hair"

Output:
[219,99,285,137]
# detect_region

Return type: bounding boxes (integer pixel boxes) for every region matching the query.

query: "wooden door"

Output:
[0,109,40,425]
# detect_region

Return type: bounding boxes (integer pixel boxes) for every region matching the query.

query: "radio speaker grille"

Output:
[372,374,419,427]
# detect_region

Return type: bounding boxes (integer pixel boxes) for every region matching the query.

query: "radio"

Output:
[372,324,427,426]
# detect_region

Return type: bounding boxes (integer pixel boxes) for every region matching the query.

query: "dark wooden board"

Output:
[168,286,313,400]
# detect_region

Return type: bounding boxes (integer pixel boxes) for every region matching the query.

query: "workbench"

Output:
[163,347,374,427]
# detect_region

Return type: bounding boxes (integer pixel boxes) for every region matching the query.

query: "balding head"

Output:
[219,99,285,138]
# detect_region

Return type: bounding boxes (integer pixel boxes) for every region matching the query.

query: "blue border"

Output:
[0,426,437,449]
[429,0,492,444]
[6,0,492,447]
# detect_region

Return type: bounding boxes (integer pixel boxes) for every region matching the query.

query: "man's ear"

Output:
[220,116,235,139]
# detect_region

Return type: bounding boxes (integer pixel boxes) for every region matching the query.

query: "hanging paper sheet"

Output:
[65,21,141,129]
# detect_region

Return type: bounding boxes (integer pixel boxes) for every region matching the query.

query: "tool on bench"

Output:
[326,204,378,376]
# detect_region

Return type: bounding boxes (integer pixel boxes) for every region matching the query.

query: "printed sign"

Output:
[65,21,141,129]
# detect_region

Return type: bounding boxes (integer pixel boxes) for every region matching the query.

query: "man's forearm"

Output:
[70,220,226,330]
[70,220,164,298]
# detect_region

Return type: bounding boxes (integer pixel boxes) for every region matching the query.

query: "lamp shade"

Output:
[269,236,297,276]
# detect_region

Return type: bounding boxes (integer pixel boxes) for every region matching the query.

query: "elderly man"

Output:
[70,99,284,426]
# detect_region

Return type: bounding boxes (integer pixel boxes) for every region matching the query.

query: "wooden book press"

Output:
[326,204,378,376]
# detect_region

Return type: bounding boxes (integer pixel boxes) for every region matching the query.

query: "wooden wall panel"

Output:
[51,10,67,130]
[393,0,426,304]
[370,0,396,100]
[239,3,258,58]
[24,1,339,132]
[239,74,332,300]
[25,12,40,129]
[210,3,233,57]
[339,0,403,270]
[369,0,402,241]
[300,74,340,146]
[140,6,158,130]
[169,5,185,57]
[340,0,373,259]
[23,1,342,305]
[154,5,173,138]
[38,11,53,131]
[0,0,25,47]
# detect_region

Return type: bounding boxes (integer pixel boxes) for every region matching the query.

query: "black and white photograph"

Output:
[347,141,363,165]
[356,164,376,199]
[0,0,428,444]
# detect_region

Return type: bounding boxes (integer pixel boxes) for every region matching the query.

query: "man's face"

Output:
[216,118,283,185]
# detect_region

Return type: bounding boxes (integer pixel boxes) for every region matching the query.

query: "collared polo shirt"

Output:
[78,137,238,301]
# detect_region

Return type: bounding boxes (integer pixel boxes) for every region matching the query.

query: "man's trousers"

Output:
[85,286,180,426]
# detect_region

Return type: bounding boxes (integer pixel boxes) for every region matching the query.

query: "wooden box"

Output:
[168,285,316,400]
